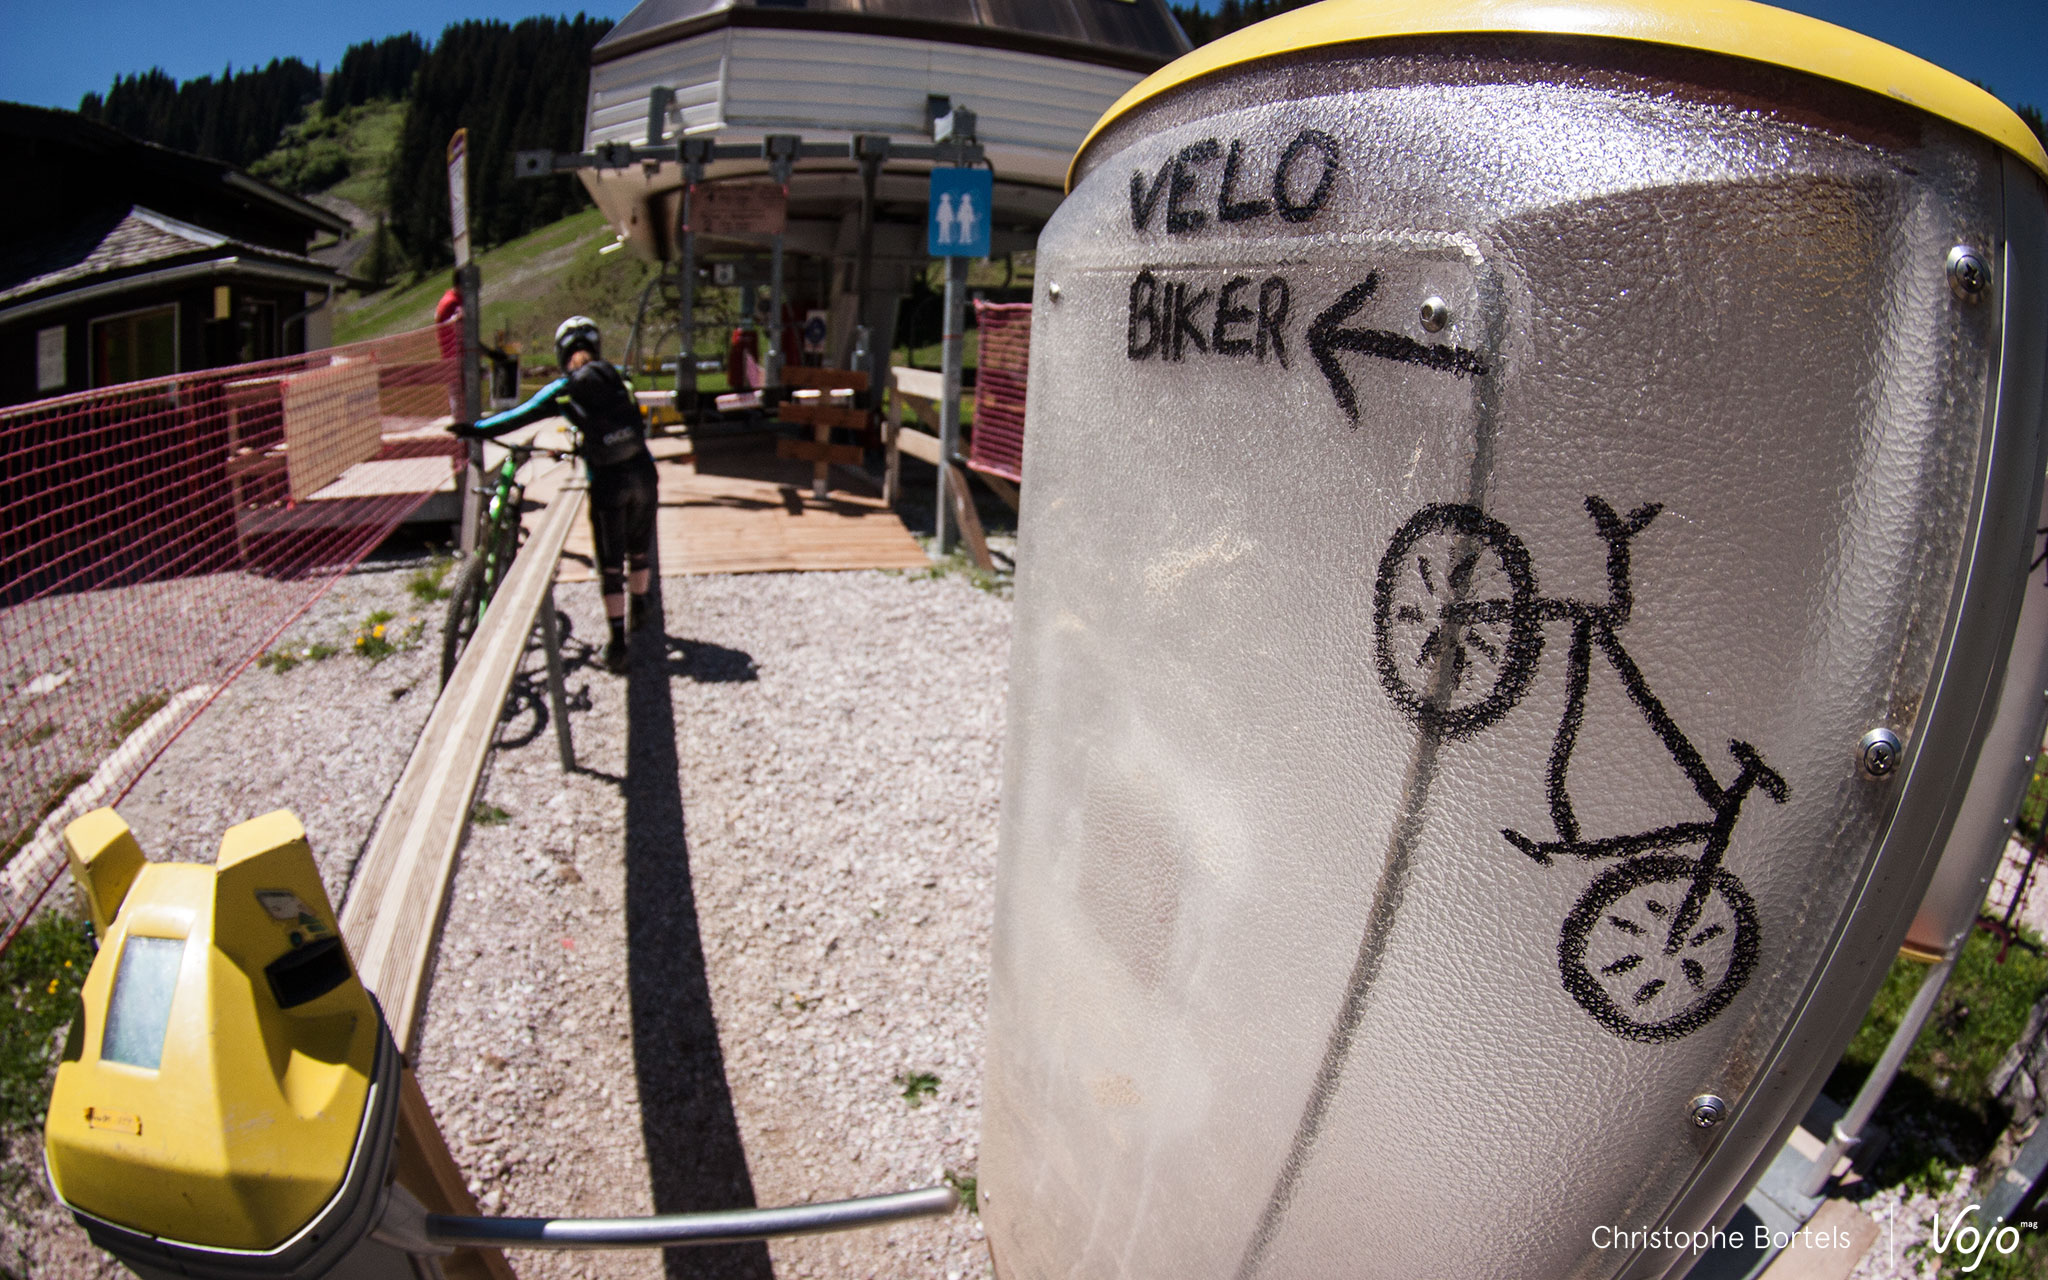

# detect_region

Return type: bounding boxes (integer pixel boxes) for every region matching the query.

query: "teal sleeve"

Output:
[472,377,570,437]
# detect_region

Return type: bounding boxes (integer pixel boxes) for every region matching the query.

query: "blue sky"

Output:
[1,0,2041,118]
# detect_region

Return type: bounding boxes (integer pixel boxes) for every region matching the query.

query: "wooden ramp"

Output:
[520,427,930,579]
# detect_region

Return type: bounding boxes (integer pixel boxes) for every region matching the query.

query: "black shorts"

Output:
[586,453,658,577]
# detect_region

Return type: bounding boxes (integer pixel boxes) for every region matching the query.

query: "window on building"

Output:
[36,326,65,392]
[90,304,178,386]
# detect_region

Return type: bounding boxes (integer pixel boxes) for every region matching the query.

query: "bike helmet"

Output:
[554,315,601,368]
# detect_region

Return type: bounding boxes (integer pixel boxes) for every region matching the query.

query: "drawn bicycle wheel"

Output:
[1559,855,1759,1043]
[1372,504,1540,737]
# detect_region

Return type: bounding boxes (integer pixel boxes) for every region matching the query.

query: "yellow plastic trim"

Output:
[1073,0,2048,186]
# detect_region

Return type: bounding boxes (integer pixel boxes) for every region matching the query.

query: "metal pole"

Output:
[764,135,798,396]
[537,585,574,772]
[935,252,967,557]
[456,261,483,553]
[1799,950,1958,1198]
[426,1185,958,1250]
[850,136,888,386]
[675,138,710,418]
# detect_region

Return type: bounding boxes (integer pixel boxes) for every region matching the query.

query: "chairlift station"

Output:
[566,0,1189,370]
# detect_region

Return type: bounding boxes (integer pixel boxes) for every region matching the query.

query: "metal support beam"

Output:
[764,134,799,395]
[674,137,711,417]
[850,135,889,394]
[1799,950,1958,1198]
[537,586,574,772]
[935,252,967,558]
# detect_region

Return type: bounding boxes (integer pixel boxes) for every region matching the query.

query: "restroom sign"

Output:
[928,167,992,258]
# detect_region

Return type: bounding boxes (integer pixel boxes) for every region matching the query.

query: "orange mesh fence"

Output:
[0,324,464,948]
[969,300,1030,484]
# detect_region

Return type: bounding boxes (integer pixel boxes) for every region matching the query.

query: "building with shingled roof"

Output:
[0,102,354,406]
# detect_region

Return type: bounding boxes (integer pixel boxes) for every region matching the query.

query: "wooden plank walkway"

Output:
[517,426,930,580]
[340,481,588,1049]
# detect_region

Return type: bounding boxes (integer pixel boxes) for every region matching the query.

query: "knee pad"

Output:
[601,567,627,596]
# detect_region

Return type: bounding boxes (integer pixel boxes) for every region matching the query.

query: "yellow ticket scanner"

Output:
[44,808,960,1277]
[45,808,416,1280]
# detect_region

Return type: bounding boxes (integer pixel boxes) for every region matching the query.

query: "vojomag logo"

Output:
[1927,1205,2036,1272]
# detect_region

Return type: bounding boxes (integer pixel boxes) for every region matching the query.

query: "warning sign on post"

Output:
[697,182,788,236]
[928,168,992,258]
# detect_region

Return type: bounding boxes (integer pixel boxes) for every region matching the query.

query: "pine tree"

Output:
[386,16,609,272]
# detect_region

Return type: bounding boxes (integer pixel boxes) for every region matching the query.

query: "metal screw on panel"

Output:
[1046,282,1061,302]
[1859,727,1903,778]
[1690,1095,1727,1129]
[1418,296,1450,332]
[1946,246,1990,303]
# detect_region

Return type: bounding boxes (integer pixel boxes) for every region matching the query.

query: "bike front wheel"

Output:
[439,521,519,688]
[1558,855,1759,1043]
[1373,503,1540,738]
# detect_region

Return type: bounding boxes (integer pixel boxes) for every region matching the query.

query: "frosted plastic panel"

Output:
[102,935,186,1071]
[983,48,2011,1280]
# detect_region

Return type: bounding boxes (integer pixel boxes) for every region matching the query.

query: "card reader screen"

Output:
[102,935,185,1070]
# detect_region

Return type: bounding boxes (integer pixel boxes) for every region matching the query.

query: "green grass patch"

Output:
[1825,926,2048,1190]
[899,543,1009,597]
[895,1070,940,1108]
[0,910,92,1132]
[408,556,455,603]
[943,1168,978,1214]
[259,642,341,674]
[0,772,90,873]
[8,721,56,750]
[110,689,169,743]
[350,609,422,662]
[470,802,511,827]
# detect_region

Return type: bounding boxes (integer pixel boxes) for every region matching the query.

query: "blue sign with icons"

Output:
[927,167,993,258]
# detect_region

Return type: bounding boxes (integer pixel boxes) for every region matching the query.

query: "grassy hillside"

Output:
[331,208,756,379]
[251,99,406,216]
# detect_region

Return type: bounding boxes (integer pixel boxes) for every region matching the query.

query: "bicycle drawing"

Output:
[1372,497,1787,1043]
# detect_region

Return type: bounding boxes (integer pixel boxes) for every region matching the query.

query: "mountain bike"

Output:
[440,441,575,688]
[1373,496,1788,1043]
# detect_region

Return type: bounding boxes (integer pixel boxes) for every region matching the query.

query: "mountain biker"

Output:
[450,316,656,674]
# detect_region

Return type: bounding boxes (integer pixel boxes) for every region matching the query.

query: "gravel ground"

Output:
[3,556,1010,1280]
[7,534,2042,1280]
[2,549,448,1279]
[417,568,1008,1280]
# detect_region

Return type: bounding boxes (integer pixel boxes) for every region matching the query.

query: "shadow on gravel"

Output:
[664,636,759,684]
[623,573,775,1280]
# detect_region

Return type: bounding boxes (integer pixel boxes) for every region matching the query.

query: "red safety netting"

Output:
[0,324,465,948]
[969,300,1030,484]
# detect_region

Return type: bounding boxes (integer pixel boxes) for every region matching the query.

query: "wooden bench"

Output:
[337,480,587,1280]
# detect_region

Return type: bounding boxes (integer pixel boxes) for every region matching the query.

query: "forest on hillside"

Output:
[71,3,2045,285]
[74,18,608,277]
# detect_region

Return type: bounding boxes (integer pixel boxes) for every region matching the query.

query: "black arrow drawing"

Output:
[1306,274,1490,424]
